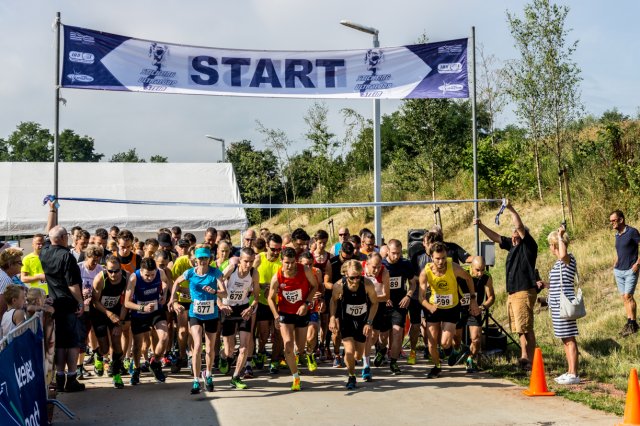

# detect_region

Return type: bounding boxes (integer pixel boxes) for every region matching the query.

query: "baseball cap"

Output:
[341,241,355,255]
[158,233,172,247]
[177,238,190,247]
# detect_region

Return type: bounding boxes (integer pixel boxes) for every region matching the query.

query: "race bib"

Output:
[101,295,120,309]
[435,294,453,307]
[283,289,302,303]
[192,299,215,315]
[346,303,367,316]
[228,290,246,302]
[460,293,471,306]
[389,277,402,290]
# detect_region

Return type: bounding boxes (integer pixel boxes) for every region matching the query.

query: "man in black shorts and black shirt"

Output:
[382,240,417,375]
[41,207,86,392]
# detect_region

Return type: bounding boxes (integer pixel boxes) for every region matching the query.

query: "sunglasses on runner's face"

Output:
[347,276,360,280]
[269,247,281,252]
[107,269,121,274]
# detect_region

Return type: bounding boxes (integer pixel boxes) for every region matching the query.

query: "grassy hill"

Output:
[252,196,633,414]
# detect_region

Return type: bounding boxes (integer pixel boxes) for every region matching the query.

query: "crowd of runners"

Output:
[1,203,500,394]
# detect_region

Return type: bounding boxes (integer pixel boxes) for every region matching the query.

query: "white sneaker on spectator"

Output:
[554,372,568,383]
[556,373,580,385]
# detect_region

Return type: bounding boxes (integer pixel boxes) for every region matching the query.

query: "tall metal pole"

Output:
[471,26,479,255]
[54,12,61,225]
[372,33,382,246]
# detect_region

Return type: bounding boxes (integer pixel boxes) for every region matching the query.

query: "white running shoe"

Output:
[554,372,569,383]
[556,373,580,385]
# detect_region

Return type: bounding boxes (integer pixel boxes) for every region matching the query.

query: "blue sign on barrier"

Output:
[0,326,47,426]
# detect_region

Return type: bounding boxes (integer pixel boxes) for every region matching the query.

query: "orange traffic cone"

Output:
[617,368,640,426]
[523,347,555,397]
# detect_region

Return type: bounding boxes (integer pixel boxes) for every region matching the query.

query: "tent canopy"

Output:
[0,162,248,235]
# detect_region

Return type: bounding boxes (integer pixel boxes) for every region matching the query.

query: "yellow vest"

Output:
[21,252,48,295]
[425,258,458,309]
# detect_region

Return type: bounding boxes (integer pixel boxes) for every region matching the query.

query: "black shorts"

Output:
[467,313,483,327]
[340,316,367,343]
[408,298,426,325]
[426,304,461,325]
[90,311,119,338]
[131,309,166,335]
[189,316,219,333]
[456,309,470,329]
[221,304,252,336]
[372,306,391,332]
[390,307,408,327]
[256,303,272,322]
[278,312,310,328]
[54,311,85,349]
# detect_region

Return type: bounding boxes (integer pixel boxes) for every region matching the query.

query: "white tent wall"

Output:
[0,162,248,235]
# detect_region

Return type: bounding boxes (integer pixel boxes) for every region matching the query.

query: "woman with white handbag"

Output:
[537,226,581,385]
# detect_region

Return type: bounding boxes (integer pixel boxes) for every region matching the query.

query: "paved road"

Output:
[52,361,620,426]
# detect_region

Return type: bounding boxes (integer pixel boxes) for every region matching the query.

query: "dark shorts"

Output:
[372,306,391,332]
[456,308,470,329]
[131,309,166,335]
[256,303,272,322]
[221,304,252,336]
[467,313,483,327]
[90,311,119,339]
[426,304,461,325]
[54,311,85,349]
[390,307,408,327]
[278,312,310,328]
[189,316,219,334]
[408,298,426,325]
[340,316,367,343]
[309,312,320,323]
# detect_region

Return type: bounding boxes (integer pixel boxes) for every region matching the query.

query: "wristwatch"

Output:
[365,319,373,325]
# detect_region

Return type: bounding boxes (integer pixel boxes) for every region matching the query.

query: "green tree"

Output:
[110,148,145,162]
[150,155,168,163]
[1,122,52,161]
[59,129,104,162]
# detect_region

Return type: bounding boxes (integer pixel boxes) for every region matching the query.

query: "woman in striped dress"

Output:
[539,227,579,385]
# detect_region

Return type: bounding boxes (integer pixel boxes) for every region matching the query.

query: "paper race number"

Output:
[228,290,246,302]
[435,294,453,307]
[460,293,470,306]
[389,276,402,290]
[283,289,302,303]
[192,299,215,315]
[101,295,120,309]
[346,303,367,316]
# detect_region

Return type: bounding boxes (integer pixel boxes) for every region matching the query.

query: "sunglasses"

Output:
[245,238,256,242]
[339,233,349,237]
[347,276,360,280]
[269,247,282,252]
[107,269,121,274]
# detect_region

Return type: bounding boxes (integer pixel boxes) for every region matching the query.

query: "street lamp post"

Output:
[340,20,382,246]
[205,135,226,162]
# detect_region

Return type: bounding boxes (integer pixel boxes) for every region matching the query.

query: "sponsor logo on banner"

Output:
[437,63,462,74]
[69,51,95,64]
[438,82,464,95]
[138,42,177,91]
[70,31,95,45]
[67,71,94,83]
[438,44,463,54]
[355,48,393,98]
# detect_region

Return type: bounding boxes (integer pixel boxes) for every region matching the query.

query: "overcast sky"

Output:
[1,0,638,162]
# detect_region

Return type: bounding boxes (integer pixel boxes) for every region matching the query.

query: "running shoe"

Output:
[554,372,569,383]
[423,346,429,360]
[191,379,201,394]
[140,361,150,373]
[447,349,460,367]
[113,374,124,389]
[361,366,372,382]
[130,368,140,385]
[64,376,85,392]
[254,353,265,370]
[291,377,301,392]
[306,353,318,372]
[94,357,104,376]
[205,375,214,392]
[373,348,386,367]
[279,359,288,368]
[170,357,182,374]
[269,362,279,375]
[390,362,402,376]
[243,366,255,379]
[427,366,442,379]
[346,375,357,390]
[84,351,95,365]
[107,363,114,377]
[555,373,580,385]
[407,350,417,365]
[150,359,166,383]
[219,357,230,375]
[161,356,172,368]
[455,345,470,365]
[333,356,342,368]
[231,376,248,390]
[621,322,638,337]
[465,357,479,374]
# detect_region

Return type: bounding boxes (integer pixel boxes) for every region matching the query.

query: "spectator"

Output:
[1,284,26,338]
[475,201,538,370]
[609,209,640,337]
[0,248,24,317]
[330,227,350,256]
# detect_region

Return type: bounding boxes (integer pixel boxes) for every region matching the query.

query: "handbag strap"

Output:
[559,254,578,297]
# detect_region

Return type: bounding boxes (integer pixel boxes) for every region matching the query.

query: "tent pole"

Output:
[471,26,479,255]
[53,12,61,226]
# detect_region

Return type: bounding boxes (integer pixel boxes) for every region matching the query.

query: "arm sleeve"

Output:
[499,236,512,251]
[66,255,82,287]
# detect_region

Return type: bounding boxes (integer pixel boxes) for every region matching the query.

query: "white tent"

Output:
[0,162,248,235]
